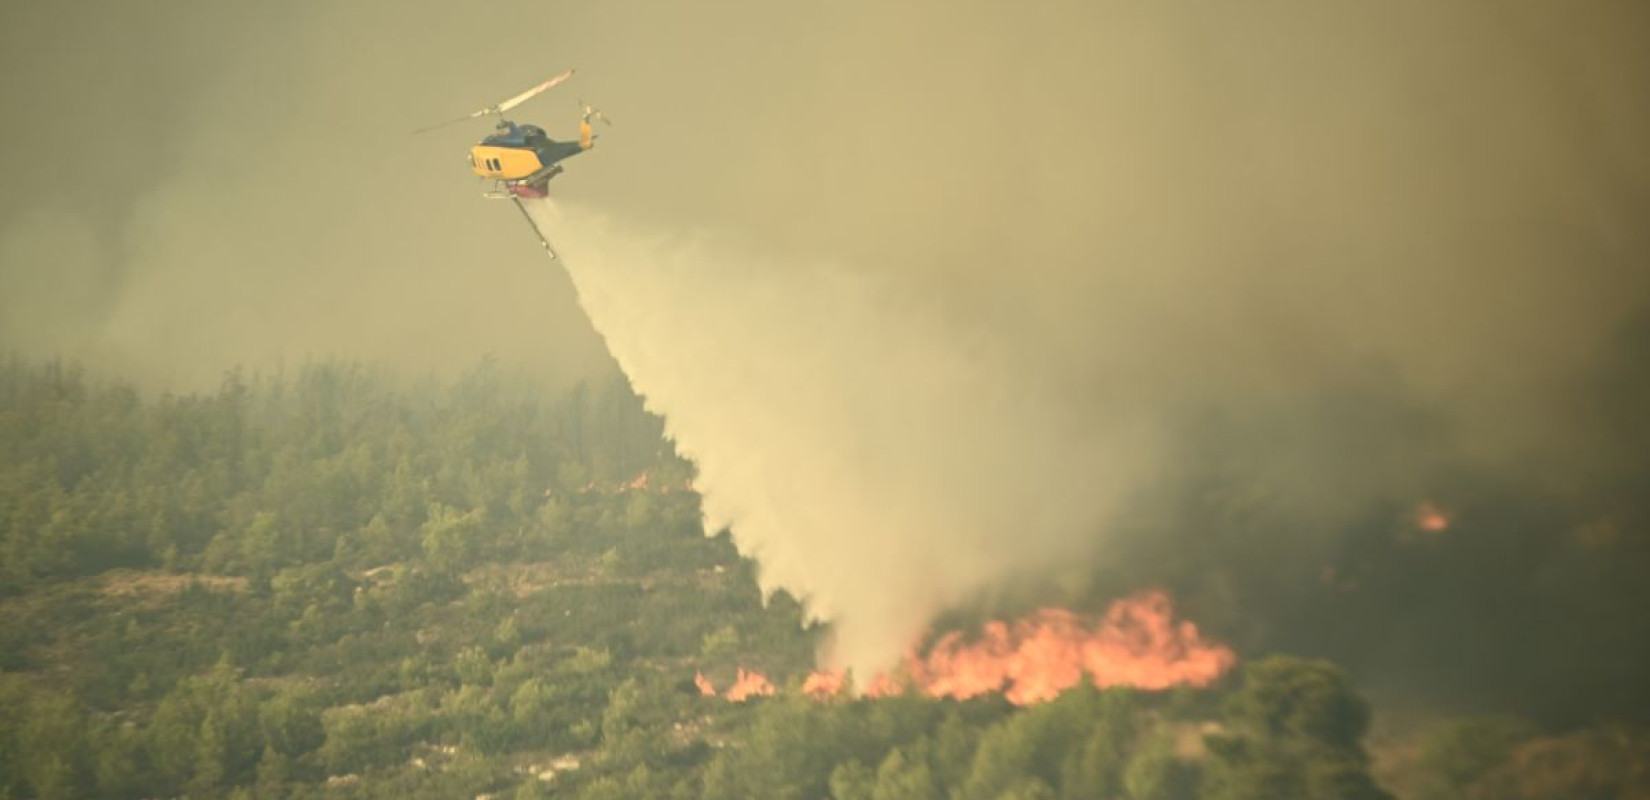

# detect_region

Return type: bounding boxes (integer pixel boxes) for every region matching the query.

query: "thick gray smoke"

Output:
[3,0,1647,703]
[510,2,1650,677]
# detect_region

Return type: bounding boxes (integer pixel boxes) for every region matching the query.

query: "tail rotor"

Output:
[578,99,610,150]
[579,99,611,127]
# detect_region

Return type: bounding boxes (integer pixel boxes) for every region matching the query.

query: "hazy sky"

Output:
[3,0,1648,716]
[3,1,1646,395]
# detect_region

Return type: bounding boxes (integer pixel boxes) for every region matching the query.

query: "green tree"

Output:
[456,646,495,687]
[90,721,144,798]
[515,777,549,800]
[829,761,875,800]
[255,745,291,800]
[1225,656,1372,752]
[420,503,484,573]
[1412,716,1534,800]
[870,747,937,800]
[259,684,324,757]
[1057,693,1134,800]
[1122,732,1197,800]
[700,624,743,661]
[189,709,229,796]
[1203,656,1392,800]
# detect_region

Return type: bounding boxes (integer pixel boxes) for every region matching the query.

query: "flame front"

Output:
[697,591,1233,706]
[802,669,844,699]
[723,667,776,702]
[807,589,1235,705]
[912,589,1234,703]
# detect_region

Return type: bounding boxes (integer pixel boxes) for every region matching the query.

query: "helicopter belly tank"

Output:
[469,145,545,180]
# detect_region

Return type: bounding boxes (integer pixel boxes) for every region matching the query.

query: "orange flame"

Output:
[802,669,844,699]
[572,471,692,495]
[1415,501,1451,533]
[694,671,717,697]
[723,667,776,702]
[806,589,1234,705]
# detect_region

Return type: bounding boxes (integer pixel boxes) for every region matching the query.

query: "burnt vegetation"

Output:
[0,356,1644,799]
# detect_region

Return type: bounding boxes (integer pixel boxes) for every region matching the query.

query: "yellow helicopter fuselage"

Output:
[468,120,594,182]
[469,144,546,181]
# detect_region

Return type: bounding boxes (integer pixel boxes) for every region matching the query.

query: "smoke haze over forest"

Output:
[4,0,1649,725]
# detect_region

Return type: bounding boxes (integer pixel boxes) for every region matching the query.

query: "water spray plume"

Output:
[529,199,1148,677]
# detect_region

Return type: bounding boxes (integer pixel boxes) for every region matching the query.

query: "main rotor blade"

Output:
[413,112,482,135]
[413,69,574,135]
[497,69,575,114]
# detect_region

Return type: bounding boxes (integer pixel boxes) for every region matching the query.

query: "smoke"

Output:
[509,1,1650,696]
[4,0,1648,717]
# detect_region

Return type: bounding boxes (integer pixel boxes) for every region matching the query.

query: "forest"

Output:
[0,356,1644,799]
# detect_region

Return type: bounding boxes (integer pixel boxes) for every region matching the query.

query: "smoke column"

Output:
[530,200,1150,675]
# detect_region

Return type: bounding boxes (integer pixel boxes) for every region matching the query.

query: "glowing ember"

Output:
[694,671,717,697]
[572,471,691,495]
[1415,501,1451,533]
[723,667,776,702]
[805,589,1234,705]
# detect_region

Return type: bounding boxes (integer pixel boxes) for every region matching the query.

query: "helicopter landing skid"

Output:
[508,196,557,260]
[482,163,566,199]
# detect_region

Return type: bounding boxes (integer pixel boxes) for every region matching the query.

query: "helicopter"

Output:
[418,69,609,260]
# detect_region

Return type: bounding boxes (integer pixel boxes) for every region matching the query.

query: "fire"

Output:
[1415,501,1451,533]
[697,667,776,701]
[573,470,695,495]
[807,589,1235,705]
[802,669,844,698]
[696,667,776,701]
[913,590,1234,703]
[698,591,1233,706]
[722,667,776,702]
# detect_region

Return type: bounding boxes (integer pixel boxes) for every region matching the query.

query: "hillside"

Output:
[0,357,1641,800]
